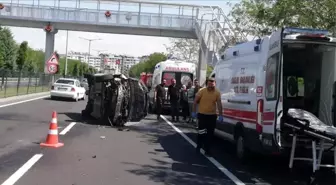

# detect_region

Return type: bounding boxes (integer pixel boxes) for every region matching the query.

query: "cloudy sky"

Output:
[2,0,239,57]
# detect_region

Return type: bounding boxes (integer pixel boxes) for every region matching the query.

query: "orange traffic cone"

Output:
[40,111,64,148]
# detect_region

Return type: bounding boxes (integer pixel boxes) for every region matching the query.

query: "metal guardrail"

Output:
[0,70,79,99]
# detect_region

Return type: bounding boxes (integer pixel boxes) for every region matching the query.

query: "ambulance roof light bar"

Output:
[283,27,330,36]
[283,27,332,41]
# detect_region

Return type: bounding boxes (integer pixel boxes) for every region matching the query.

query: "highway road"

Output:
[0,96,334,185]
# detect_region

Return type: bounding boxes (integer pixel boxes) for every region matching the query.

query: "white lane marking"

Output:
[0,95,49,109]
[161,115,246,185]
[59,122,77,135]
[1,154,43,185]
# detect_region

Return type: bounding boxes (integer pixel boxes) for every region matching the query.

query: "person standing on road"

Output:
[192,77,223,156]
[154,79,166,120]
[180,85,189,122]
[168,78,180,122]
[188,79,201,123]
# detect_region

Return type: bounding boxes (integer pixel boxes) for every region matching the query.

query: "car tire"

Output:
[113,85,124,126]
[104,85,124,127]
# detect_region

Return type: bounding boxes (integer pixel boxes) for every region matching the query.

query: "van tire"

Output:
[235,134,250,163]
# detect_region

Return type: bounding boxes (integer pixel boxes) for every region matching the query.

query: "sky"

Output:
[2,0,240,57]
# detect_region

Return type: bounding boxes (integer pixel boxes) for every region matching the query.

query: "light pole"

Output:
[79,37,101,76]
[64,30,69,77]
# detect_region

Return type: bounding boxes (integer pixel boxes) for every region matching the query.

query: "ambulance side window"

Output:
[265,52,280,100]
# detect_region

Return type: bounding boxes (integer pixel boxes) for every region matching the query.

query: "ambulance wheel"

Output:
[236,134,250,162]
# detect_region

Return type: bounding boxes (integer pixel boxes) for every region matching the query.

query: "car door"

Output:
[264,28,283,145]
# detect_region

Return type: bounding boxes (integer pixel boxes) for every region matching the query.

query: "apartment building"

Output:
[102,54,140,74]
[67,51,140,74]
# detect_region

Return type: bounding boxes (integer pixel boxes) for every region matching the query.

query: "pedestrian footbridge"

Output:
[0,0,248,81]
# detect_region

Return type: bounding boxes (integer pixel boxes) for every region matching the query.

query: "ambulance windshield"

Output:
[162,72,193,87]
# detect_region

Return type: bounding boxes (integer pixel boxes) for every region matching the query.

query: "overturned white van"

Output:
[214,27,336,165]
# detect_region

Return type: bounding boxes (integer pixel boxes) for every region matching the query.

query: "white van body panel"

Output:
[216,37,271,131]
[214,27,336,154]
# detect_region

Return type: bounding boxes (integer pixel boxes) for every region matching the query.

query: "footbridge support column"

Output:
[44,29,58,71]
[43,25,58,85]
[197,48,207,85]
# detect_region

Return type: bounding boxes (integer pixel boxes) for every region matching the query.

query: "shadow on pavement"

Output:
[59,112,113,127]
[58,112,84,123]
[47,97,75,102]
[125,116,335,185]
[123,121,236,185]
[177,122,335,185]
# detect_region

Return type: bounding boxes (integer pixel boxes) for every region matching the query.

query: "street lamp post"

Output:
[79,37,101,76]
[64,30,69,77]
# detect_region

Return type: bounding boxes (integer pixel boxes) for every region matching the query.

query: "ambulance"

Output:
[148,60,196,112]
[213,27,336,161]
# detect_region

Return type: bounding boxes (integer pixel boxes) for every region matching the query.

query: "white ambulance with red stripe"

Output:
[148,60,196,111]
[213,27,336,161]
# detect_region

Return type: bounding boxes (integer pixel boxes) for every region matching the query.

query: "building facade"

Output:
[67,51,140,74]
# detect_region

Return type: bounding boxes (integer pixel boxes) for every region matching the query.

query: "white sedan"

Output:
[50,78,86,101]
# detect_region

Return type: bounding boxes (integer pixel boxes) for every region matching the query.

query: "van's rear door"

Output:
[263,28,284,146]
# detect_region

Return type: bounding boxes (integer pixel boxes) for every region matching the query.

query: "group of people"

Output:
[154,77,223,156]
[154,78,200,122]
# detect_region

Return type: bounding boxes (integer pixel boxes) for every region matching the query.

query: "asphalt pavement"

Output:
[0,96,334,185]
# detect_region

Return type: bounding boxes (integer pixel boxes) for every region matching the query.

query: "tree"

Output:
[228,0,336,37]
[129,52,167,77]
[207,65,213,77]
[15,41,28,92]
[16,41,28,71]
[0,27,17,70]
[71,63,80,77]
[165,38,199,63]
[26,47,40,72]
[24,48,45,73]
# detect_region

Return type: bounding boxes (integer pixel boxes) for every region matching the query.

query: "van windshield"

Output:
[162,72,193,88]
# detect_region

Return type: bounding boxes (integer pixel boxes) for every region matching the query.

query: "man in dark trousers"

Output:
[188,79,201,123]
[168,78,180,122]
[192,77,223,156]
[154,79,166,120]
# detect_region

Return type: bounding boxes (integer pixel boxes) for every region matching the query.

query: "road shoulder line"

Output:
[0,95,49,109]
[1,154,43,185]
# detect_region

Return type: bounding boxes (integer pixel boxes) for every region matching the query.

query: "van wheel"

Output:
[236,134,250,162]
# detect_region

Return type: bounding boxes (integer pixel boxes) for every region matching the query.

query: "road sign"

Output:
[46,52,59,65]
[47,63,57,73]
